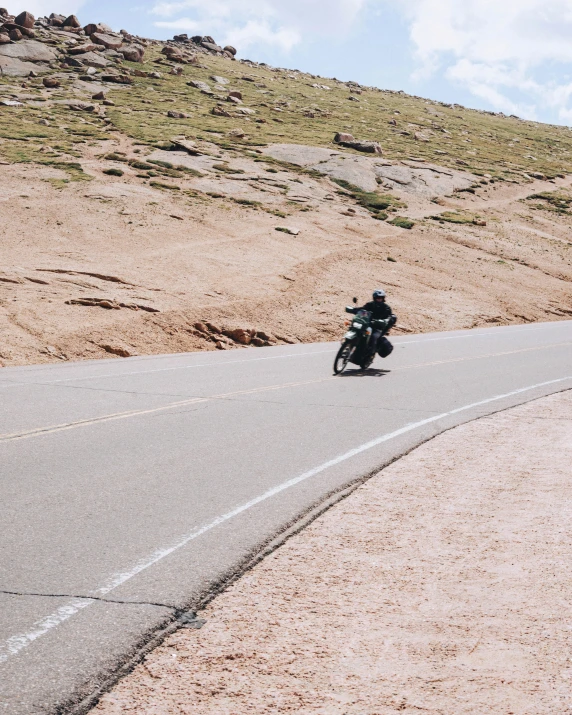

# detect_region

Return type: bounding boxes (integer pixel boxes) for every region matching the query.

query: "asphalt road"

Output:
[1,321,571,714]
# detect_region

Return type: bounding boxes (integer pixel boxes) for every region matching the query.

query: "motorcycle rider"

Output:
[348,289,397,357]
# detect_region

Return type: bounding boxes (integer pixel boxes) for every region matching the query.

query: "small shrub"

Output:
[103,168,124,177]
[150,181,180,190]
[213,163,245,174]
[388,216,415,229]
[105,152,128,162]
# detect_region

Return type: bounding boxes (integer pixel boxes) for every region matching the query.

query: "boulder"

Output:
[203,35,215,44]
[170,65,183,75]
[228,90,242,100]
[0,40,57,62]
[227,95,242,104]
[223,328,253,345]
[211,74,228,84]
[201,41,222,52]
[92,90,106,99]
[414,131,430,142]
[167,110,188,119]
[0,32,9,44]
[68,43,97,54]
[100,73,132,84]
[212,104,231,117]
[188,79,210,92]
[91,32,123,50]
[224,45,237,56]
[121,44,144,62]
[63,15,80,28]
[42,76,59,88]
[9,28,22,41]
[0,9,8,17]
[74,51,110,68]
[14,10,34,28]
[83,23,97,35]
[334,133,382,154]
[0,56,49,76]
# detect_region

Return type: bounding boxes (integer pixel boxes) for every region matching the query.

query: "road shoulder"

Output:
[94,390,572,714]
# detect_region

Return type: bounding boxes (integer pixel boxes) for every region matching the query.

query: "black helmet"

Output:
[373,289,386,300]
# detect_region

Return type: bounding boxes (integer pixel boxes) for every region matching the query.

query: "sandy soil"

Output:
[93,390,572,715]
[1,137,571,367]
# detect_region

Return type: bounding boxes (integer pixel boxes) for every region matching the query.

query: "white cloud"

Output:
[399,0,572,122]
[150,0,366,51]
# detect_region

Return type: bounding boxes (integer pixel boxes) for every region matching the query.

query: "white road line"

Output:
[1,374,570,666]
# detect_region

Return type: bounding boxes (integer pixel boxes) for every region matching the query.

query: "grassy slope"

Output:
[0,43,572,182]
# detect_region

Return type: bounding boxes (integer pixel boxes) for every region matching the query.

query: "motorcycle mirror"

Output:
[352,297,358,304]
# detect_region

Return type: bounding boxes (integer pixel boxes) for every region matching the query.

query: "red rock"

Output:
[121,45,144,62]
[228,90,242,100]
[43,77,59,88]
[14,10,34,28]
[63,15,80,28]
[223,328,252,345]
[9,28,22,41]
[90,32,123,50]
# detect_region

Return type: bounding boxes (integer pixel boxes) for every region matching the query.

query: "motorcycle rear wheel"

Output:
[360,352,375,370]
[333,341,353,374]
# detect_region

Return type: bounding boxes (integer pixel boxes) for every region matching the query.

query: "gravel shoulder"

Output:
[93,390,572,715]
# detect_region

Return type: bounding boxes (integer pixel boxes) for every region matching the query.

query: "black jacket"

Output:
[354,300,393,321]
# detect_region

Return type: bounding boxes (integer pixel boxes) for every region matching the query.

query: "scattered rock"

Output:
[201,41,222,52]
[227,95,242,104]
[101,343,136,358]
[414,131,430,142]
[334,132,355,144]
[228,128,245,138]
[101,74,133,84]
[14,10,34,28]
[63,14,81,28]
[228,90,242,100]
[334,133,382,154]
[71,51,110,68]
[188,79,210,92]
[91,32,124,50]
[222,327,254,345]
[170,65,183,75]
[121,44,144,62]
[212,104,231,117]
[211,75,228,84]
[42,76,59,88]
[167,110,188,119]
[275,226,300,236]
[92,90,106,100]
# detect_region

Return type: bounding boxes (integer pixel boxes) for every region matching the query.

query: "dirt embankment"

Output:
[93,390,572,714]
[1,138,571,367]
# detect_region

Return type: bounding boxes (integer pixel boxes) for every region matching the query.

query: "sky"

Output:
[11,0,572,126]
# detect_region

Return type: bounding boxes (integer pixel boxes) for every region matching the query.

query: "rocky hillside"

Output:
[0,8,571,366]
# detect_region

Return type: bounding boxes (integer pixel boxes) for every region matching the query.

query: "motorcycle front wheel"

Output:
[333,341,353,374]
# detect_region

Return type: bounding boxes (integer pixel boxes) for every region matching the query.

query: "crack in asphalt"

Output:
[0,588,178,611]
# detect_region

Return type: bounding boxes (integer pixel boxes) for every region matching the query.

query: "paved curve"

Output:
[1,321,571,714]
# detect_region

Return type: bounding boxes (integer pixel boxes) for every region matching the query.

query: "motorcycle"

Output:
[333,297,395,375]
